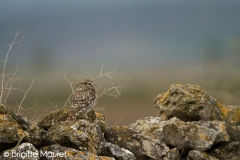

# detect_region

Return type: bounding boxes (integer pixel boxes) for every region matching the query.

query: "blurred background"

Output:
[0,1,240,126]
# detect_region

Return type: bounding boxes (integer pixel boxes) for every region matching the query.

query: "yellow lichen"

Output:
[216,102,228,119]
[158,90,170,104]
[198,133,207,140]
[232,109,240,122]
[17,128,25,138]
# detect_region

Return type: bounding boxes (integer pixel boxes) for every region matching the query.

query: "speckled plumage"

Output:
[67,79,96,121]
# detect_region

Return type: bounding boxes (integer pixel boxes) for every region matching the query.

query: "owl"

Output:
[67,79,97,121]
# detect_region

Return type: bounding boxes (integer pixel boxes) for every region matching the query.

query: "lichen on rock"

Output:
[154,84,223,121]
[1,83,240,159]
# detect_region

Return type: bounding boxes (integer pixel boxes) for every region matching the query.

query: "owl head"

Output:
[76,79,95,90]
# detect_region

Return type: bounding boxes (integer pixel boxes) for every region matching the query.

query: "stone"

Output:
[129,116,165,140]
[226,124,240,141]
[40,144,114,160]
[131,117,230,151]
[0,114,25,151]
[37,108,70,131]
[154,84,240,126]
[38,109,106,133]
[217,104,240,126]
[105,125,180,159]
[103,142,136,160]
[45,119,105,154]
[209,141,240,160]
[0,104,46,146]
[0,143,39,160]
[192,120,230,144]
[187,150,218,160]
[154,84,222,122]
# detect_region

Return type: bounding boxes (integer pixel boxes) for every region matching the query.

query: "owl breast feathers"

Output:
[67,79,97,121]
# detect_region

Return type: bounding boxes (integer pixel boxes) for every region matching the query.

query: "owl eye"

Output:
[87,82,94,85]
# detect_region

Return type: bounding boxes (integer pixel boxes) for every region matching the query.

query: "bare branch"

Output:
[4,66,21,102]
[3,88,24,92]
[41,94,58,110]
[74,73,81,80]
[64,74,74,93]
[114,112,126,126]
[0,31,24,104]
[96,63,116,80]
[17,77,35,115]
[33,108,50,122]
[62,92,74,109]
[97,86,127,99]
[96,63,127,100]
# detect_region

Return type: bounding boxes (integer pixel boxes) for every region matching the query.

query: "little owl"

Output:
[67,79,97,121]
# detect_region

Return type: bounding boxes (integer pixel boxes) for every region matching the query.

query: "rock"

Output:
[131,117,230,151]
[209,141,240,160]
[105,125,180,159]
[192,120,230,144]
[103,142,136,160]
[37,109,70,131]
[1,83,240,159]
[40,144,114,160]
[154,84,222,122]
[45,119,105,154]
[165,148,181,160]
[129,116,165,140]
[217,104,240,126]
[226,124,240,141]
[38,109,106,133]
[18,117,46,146]
[0,103,46,146]
[0,114,25,151]
[187,150,218,160]
[154,84,240,126]
[0,143,39,160]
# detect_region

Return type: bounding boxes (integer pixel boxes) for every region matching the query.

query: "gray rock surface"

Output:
[209,141,240,160]
[226,124,240,141]
[130,117,230,151]
[154,84,222,121]
[187,150,218,160]
[103,142,136,160]
[45,119,105,154]
[105,125,180,160]
[0,143,39,160]
[40,143,114,160]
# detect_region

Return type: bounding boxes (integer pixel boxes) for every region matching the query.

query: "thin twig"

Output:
[4,66,21,102]
[96,63,116,80]
[74,73,81,80]
[62,92,74,109]
[114,112,126,126]
[34,108,50,122]
[64,74,74,93]
[41,94,58,110]
[0,31,23,103]
[97,86,127,99]
[201,48,205,89]
[96,63,127,99]
[17,77,35,115]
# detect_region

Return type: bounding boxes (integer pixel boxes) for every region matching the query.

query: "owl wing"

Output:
[67,88,96,121]
[72,88,96,109]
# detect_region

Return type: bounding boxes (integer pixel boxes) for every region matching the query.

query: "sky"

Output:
[1,1,240,125]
